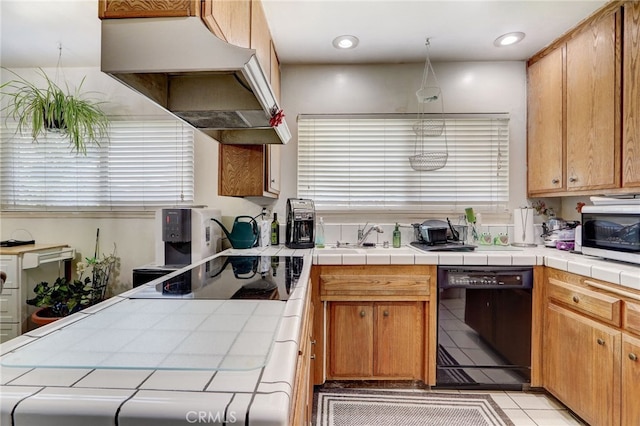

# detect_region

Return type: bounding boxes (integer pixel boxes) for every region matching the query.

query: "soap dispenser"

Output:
[393,223,401,248]
[315,217,325,248]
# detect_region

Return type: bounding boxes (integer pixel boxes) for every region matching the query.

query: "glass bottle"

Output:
[316,217,325,248]
[393,223,401,248]
[271,213,279,245]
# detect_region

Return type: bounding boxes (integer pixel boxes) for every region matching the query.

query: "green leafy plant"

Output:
[76,246,119,303]
[1,68,109,154]
[27,276,93,317]
[27,244,119,318]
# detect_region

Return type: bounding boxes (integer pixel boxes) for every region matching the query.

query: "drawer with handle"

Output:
[625,300,640,336]
[320,274,430,300]
[547,277,622,326]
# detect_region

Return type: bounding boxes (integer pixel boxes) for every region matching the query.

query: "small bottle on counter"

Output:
[393,223,401,248]
[271,213,280,245]
[316,217,325,248]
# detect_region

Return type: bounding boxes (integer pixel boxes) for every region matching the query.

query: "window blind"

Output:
[0,120,194,210]
[297,114,509,212]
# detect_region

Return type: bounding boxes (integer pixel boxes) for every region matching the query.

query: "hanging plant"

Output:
[0,68,109,154]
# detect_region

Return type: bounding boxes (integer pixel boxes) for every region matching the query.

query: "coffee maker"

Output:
[285,198,315,249]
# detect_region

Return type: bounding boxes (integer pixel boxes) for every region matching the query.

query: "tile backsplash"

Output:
[320,222,545,246]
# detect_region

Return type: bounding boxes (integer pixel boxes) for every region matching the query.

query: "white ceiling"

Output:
[0,0,607,68]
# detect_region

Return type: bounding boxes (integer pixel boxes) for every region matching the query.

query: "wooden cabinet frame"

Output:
[311,265,437,385]
[526,0,640,198]
[541,268,640,425]
[98,0,199,18]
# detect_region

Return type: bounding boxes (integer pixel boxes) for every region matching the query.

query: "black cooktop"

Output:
[131,255,304,301]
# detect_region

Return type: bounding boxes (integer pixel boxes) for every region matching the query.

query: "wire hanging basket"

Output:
[410,38,448,171]
[409,151,449,171]
[412,118,444,137]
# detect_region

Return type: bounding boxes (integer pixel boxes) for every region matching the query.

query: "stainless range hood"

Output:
[101,17,290,145]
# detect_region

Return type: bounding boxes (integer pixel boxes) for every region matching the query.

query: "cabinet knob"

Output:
[310,354,316,360]
[383,310,389,317]
[360,310,366,318]
[569,177,578,183]
[552,178,560,184]
[630,353,638,362]
[311,340,317,345]
[597,338,605,346]
[572,295,580,303]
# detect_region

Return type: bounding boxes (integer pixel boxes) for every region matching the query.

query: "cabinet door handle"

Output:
[630,353,638,362]
[310,354,316,360]
[552,178,560,184]
[572,295,580,303]
[311,340,317,345]
[569,177,578,183]
[360,310,366,318]
[597,338,605,346]
[383,310,389,317]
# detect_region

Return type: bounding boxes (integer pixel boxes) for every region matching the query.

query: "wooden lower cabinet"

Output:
[622,334,640,425]
[291,287,314,425]
[544,303,621,426]
[328,301,425,380]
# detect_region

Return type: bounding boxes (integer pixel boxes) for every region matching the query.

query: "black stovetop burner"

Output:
[131,255,304,301]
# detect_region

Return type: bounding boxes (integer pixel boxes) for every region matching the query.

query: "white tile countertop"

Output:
[311,244,640,291]
[0,248,313,426]
[1,244,638,426]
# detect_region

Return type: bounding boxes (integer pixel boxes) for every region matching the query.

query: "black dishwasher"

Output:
[436,266,533,390]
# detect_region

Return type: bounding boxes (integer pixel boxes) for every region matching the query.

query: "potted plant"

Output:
[27,245,119,325]
[0,68,109,154]
[27,276,94,325]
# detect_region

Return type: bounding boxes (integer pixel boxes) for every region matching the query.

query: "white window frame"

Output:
[297,113,509,214]
[0,119,195,211]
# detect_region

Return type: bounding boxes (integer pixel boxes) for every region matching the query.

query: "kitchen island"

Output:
[1,244,639,425]
[0,247,313,426]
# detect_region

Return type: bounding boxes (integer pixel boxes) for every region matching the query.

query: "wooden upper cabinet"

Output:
[251,0,272,81]
[98,0,199,18]
[270,42,282,103]
[623,1,640,188]
[527,47,565,195]
[201,0,251,48]
[218,144,279,198]
[565,12,620,191]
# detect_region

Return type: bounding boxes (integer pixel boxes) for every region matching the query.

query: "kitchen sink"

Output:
[316,245,420,255]
[316,248,368,254]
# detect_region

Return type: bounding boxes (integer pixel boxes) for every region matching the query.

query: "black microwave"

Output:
[581,205,640,265]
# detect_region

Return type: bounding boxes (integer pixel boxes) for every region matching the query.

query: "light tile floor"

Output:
[444,389,587,426]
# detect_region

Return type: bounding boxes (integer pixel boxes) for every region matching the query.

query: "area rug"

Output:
[313,388,515,426]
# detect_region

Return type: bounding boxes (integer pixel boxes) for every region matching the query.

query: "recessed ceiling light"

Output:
[332,35,359,49]
[494,32,525,47]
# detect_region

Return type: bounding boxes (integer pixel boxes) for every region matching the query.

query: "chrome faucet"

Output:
[357,224,384,246]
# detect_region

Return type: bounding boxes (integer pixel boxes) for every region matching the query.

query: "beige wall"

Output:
[274,61,528,224]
